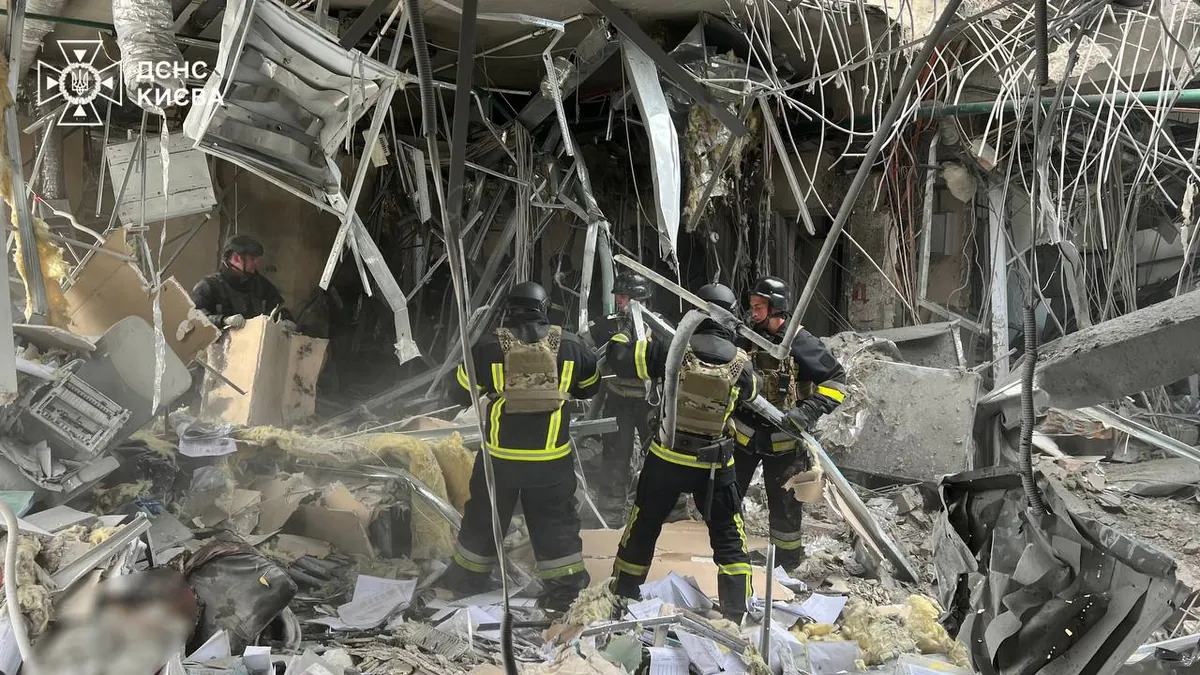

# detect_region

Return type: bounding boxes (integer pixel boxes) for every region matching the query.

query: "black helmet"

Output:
[506,281,549,313]
[222,234,264,260]
[751,276,790,315]
[697,283,737,313]
[612,271,652,301]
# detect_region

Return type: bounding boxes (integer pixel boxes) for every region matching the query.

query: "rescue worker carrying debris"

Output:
[598,271,656,501]
[607,283,763,622]
[191,235,295,332]
[437,281,601,611]
[732,276,846,570]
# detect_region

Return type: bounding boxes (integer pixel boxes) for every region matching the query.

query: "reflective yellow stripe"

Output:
[771,536,805,551]
[559,361,575,392]
[620,505,640,547]
[718,563,752,576]
[454,551,492,574]
[634,341,650,380]
[734,428,753,446]
[649,441,734,469]
[539,562,586,579]
[457,365,484,392]
[487,443,572,461]
[734,514,749,554]
[748,373,758,400]
[579,368,600,387]
[610,333,630,344]
[488,399,504,449]
[492,363,505,392]
[545,407,563,452]
[817,384,845,403]
[733,419,797,451]
[614,557,650,576]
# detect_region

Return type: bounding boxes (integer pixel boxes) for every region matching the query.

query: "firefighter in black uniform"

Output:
[190,235,295,332]
[607,283,762,621]
[731,276,847,570]
[436,281,601,611]
[598,271,656,501]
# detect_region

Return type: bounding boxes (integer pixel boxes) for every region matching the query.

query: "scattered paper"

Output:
[284,649,340,675]
[244,646,272,674]
[187,630,232,662]
[797,593,847,624]
[177,418,239,458]
[640,571,713,611]
[439,605,503,641]
[310,575,416,630]
[23,505,95,533]
[676,631,722,675]
[775,566,808,592]
[626,598,665,620]
[647,647,689,675]
[805,641,860,675]
[749,598,808,628]
[0,617,23,675]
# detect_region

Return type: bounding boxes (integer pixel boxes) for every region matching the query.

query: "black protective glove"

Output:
[785,399,824,435]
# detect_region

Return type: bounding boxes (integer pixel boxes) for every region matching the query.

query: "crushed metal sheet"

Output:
[937,467,1189,675]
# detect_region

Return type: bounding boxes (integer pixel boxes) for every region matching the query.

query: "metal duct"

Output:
[18,0,69,83]
[183,0,227,36]
[37,123,66,200]
[111,0,189,115]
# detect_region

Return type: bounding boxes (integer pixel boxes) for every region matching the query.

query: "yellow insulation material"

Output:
[903,595,970,667]
[0,55,70,328]
[234,426,473,559]
[130,429,180,457]
[838,596,969,667]
[429,436,474,511]
[561,582,616,626]
[840,601,917,665]
[13,534,51,635]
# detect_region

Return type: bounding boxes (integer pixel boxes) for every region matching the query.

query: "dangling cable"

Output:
[411,0,516,671]
[1021,0,1049,516]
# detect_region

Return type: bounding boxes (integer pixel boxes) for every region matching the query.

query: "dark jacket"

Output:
[190,265,292,327]
[734,327,846,427]
[608,322,761,451]
[450,310,600,486]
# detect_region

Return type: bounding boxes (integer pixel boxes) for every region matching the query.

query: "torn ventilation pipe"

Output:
[36,119,66,201]
[111,0,189,115]
[18,0,68,83]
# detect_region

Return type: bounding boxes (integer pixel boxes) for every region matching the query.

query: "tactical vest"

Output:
[496,326,569,413]
[673,347,749,438]
[751,347,813,408]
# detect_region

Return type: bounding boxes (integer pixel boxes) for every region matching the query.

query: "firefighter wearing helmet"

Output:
[731,276,847,571]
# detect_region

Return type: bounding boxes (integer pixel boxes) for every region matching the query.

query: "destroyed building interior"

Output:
[0,0,1199,672]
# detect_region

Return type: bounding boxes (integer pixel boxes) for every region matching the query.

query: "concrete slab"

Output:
[1003,289,1200,409]
[864,322,962,369]
[824,360,980,482]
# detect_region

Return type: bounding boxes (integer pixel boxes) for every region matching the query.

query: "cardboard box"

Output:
[201,316,328,426]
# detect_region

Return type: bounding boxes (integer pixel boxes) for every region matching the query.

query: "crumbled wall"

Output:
[842,178,899,331]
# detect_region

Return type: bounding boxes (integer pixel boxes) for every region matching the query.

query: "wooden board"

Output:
[282,335,328,424]
[105,133,217,227]
[581,521,794,600]
[62,229,218,362]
